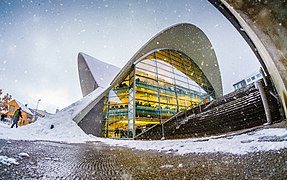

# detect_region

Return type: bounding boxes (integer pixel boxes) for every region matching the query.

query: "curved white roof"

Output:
[78,52,121,97]
[111,23,223,97]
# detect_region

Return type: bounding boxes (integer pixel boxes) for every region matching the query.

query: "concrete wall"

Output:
[211,0,287,118]
[78,98,105,137]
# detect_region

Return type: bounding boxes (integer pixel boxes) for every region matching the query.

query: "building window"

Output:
[9,105,15,112]
[251,76,255,80]
[247,78,251,83]
[102,49,211,139]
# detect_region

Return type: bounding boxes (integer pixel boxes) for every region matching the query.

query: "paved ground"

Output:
[0,139,286,179]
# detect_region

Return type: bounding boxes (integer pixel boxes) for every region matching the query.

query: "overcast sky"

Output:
[0,0,261,113]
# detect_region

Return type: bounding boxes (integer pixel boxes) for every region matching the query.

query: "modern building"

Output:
[233,71,263,90]
[74,23,223,139]
[7,99,34,126]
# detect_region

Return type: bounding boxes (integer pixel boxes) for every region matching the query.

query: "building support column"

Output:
[154,52,165,139]
[256,80,272,125]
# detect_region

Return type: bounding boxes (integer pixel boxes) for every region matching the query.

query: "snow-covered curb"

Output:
[96,128,287,155]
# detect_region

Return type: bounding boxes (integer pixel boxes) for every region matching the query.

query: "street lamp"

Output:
[34,99,41,121]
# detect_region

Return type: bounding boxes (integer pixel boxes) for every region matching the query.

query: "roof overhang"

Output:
[111,23,223,98]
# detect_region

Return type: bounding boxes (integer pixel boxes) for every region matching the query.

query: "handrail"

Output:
[134,97,210,139]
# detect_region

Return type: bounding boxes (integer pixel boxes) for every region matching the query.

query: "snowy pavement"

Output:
[1,105,286,178]
[0,139,286,179]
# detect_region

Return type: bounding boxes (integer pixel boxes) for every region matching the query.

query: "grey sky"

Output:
[0,0,261,113]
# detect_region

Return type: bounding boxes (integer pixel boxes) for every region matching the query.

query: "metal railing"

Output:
[134,97,211,139]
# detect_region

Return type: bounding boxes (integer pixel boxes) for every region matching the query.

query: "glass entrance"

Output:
[102,49,211,139]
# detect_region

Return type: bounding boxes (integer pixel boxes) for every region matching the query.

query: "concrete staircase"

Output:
[136,81,281,140]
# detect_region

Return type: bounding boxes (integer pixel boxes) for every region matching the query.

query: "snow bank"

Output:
[19,152,30,158]
[97,128,287,155]
[0,107,93,143]
[0,88,106,143]
[0,155,19,166]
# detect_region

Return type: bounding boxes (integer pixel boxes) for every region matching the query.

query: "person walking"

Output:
[11,107,22,128]
[1,113,6,122]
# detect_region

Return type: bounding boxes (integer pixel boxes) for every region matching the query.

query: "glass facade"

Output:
[102,49,212,139]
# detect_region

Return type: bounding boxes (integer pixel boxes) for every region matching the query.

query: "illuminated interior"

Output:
[102,49,214,138]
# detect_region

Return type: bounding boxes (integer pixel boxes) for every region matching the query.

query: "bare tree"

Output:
[0,89,12,112]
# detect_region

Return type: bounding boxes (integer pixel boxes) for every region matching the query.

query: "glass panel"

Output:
[176,86,189,96]
[136,67,156,77]
[179,106,186,111]
[157,81,175,91]
[137,61,156,73]
[103,70,135,138]
[157,60,173,72]
[140,58,156,66]
[188,78,199,87]
[157,74,174,84]
[136,90,158,103]
[174,68,187,78]
[135,76,157,87]
[175,79,189,89]
[160,102,176,120]
[159,94,177,107]
[157,67,174,78]
[135,99,160,123]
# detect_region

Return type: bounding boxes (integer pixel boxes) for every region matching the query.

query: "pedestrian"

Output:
[114,127,119,137]
[1,113,6,122]
[11,107,22,128]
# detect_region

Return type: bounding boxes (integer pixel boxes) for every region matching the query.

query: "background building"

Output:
[7,99,33,126]
[233,71,263,90]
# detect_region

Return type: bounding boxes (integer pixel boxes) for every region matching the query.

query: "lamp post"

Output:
[34,99,41,121]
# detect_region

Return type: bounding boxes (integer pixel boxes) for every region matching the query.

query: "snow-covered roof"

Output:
[78,52,121,97]
[15,100,33,115]
[1,110,8,114]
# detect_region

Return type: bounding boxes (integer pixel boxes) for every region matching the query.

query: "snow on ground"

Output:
[0,108,94,143]
[0,155,19,166]
[0,89,106,144]
[18,152,30,158]
[97,128,287,155]
[0,95,286,154]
